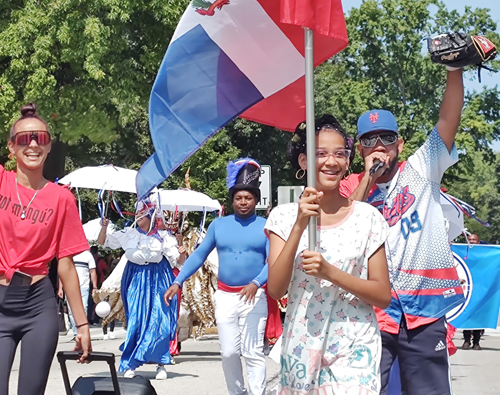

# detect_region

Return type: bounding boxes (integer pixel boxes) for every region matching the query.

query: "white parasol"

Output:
[58,165,138,194]
[83,218,117,242]
[151,188,222,212]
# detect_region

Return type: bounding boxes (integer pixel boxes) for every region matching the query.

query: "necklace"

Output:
[15,177,43,220]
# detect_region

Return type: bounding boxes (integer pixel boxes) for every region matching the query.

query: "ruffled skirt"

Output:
[119,257,178,372]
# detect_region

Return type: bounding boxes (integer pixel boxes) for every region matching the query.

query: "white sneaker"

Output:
[124,369,136,378]
[109,332,116,340]
[103,334,109,341]
[155,365,168,380]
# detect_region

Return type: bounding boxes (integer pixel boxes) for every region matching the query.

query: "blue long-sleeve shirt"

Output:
[175,214,269,288]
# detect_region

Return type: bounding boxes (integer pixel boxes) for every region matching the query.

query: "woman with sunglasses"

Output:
[0,103,91,395]
[265,115,391,394]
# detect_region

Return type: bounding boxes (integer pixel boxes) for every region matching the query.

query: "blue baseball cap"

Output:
[357,109,399,138]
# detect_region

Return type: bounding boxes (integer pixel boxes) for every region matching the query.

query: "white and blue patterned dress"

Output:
[265,201,388,394]
[105,227,179,372]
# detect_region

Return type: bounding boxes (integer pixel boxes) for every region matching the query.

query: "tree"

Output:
[0,0,189,175]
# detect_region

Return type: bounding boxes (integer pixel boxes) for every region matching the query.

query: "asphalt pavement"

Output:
[7,326,500,394]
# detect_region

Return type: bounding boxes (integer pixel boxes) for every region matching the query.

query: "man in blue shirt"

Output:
[164,158,269,395]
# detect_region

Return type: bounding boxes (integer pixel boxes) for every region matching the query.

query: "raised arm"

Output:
[97,218,109,245]
[436,69,464,152]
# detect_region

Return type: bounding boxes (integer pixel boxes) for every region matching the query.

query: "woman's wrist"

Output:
[292,220,307,234]
[325,263,338,284]
[76,322,89,329]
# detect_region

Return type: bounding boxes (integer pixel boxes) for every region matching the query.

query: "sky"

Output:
[342,0,500,150]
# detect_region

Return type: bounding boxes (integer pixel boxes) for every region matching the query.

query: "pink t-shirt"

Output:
[0,165,89,280]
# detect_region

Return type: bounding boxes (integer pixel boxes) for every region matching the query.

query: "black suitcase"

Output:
[57,351,157,395]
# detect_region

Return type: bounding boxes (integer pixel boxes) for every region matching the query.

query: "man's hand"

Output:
[101,218,109,228]
[238,282,259,305]
[301,250,334,281]
[164,284,180,306]
[178,245,187,255]
[363,151,390,179]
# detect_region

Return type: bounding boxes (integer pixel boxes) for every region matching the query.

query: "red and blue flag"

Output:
[137,0,348,198]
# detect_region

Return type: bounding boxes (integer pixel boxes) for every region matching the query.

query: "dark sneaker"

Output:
[473,344,482,350]
[462,341,470,349]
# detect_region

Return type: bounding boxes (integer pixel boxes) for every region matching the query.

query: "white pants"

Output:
[214,288,268,395]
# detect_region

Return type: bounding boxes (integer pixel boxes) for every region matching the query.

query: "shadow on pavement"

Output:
[175,357,221,363]
[176,351,220,357]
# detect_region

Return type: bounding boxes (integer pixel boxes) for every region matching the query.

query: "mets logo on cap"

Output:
[369,112,379,124]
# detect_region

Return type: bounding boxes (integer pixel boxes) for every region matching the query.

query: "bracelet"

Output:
[76,322,89,329]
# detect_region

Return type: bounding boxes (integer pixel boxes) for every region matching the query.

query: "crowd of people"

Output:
[0,67,479,395]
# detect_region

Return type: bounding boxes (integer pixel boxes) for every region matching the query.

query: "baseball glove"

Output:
[428,32,497,81]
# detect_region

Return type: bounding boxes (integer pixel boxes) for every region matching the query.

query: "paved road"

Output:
[7,326,500,394]
[8,326,280,395]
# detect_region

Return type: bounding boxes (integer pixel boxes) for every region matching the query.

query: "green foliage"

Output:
[0,0,190,143]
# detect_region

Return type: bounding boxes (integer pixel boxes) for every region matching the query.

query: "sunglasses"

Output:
[11,130,51,146]
[359,133,398,148]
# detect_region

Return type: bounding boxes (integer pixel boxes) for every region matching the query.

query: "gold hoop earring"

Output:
[295,168,306,180]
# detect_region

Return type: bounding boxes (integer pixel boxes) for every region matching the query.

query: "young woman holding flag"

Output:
[265,116,391,394]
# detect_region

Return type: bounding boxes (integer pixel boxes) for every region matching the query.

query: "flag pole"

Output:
[304,27,317,251]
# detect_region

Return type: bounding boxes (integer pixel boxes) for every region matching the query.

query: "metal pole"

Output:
[304,27,317,251]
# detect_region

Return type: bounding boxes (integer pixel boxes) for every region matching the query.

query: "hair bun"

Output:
[20,103,37,117]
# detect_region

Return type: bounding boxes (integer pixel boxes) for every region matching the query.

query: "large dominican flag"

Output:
[447,244,500,329]
[136,0,348,198]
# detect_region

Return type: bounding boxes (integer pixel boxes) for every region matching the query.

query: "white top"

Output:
[72,250,96,289]
[365,128,462,326]
[265,201,388,394]
[104,227,179,267]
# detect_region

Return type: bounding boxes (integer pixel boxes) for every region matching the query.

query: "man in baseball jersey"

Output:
[340,69,464,395]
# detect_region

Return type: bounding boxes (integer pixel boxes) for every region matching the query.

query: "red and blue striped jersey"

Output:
[340,128,464,333]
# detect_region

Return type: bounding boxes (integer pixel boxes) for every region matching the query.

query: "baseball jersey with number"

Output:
[340,127,464,333]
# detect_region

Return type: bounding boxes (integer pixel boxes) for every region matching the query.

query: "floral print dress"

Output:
[265,201,388,395]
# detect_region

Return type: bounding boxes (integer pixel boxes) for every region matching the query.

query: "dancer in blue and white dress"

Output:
[98,200,185,380]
